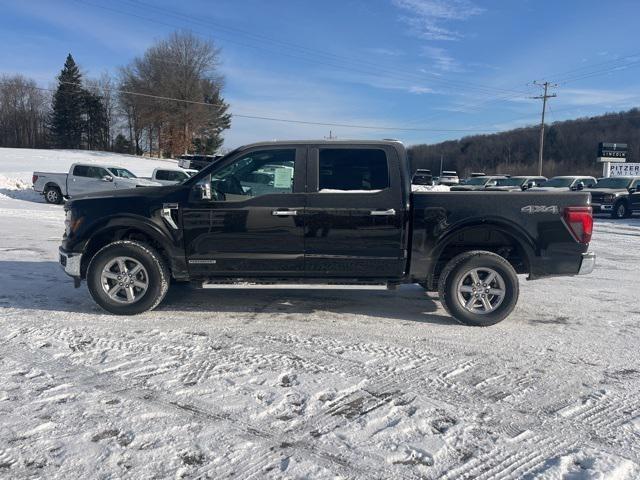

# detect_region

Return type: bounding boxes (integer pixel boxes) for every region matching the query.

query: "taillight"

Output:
[32,174,38,184]
[563,206,593,244]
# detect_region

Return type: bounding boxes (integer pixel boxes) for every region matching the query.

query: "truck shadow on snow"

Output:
[0,261,452,325]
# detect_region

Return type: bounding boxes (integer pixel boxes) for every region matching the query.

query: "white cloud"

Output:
[366,47,405,57]
[421,46,462,72]
[391,0,484,40]
[561,88,640,108]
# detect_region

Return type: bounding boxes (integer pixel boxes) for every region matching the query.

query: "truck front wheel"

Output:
[611,200,631,219]
[438,251,519,326]
[87,240,170,315]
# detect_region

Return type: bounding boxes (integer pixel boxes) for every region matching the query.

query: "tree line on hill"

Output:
[0,31,230,158]
[408,109,640,177]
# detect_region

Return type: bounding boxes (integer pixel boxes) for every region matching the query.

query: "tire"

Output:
[44,185,63,204]
[611,200,630,219]
[87,240,170,315]
[438,250,519,326]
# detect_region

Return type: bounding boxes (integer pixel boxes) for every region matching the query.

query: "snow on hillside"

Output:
[1,148,640,479]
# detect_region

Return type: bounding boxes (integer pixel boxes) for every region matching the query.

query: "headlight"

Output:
[603,194,615,203]
[64,209,72,235]
[64,209,83,236]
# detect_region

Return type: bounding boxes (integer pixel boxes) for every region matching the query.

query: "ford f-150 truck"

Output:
[59,140,595,326]
[33,163,161,204]
[586,176,640,218]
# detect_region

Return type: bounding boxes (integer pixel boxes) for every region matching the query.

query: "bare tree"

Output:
[118,31,230,157]
[0,74,50,148]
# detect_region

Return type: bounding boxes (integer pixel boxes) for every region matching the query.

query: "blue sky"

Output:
[1,0,639,148]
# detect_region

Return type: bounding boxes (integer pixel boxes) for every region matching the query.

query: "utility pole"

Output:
[531,81,557,176]
[439,154,443,176]
[324,130,336,140]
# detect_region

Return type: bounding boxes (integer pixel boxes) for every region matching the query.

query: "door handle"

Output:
[272,209,298,216]
[370,209,396,216]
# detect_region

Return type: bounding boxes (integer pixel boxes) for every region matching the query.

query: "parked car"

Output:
[586,176,640,219]
[149,168,198,185]
[531,176,597,192]
[177,154,222,171]
[470,172,486,177]
[412,169,433,185]
[33,163,161,204]
[485,176,547,192]
[438,171,459,185]
[451,175,508,191]
[59,140,595,326]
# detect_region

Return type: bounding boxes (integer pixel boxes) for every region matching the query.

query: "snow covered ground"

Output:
[0,147,639,479]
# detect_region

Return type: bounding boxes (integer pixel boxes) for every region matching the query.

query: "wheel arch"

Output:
[424,219,535,290]
[80,217,177,279]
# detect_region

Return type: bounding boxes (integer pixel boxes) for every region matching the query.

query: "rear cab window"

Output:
[318,148,389,192]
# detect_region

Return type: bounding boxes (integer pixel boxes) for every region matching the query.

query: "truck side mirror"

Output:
[194,175,213,201]
[102,175,113,182]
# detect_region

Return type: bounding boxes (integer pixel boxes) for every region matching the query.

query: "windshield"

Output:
[464,177,490,185]
[592,177,633,189]
[495,178,525,186]
[109,168,137,179]
[541,177,574,188]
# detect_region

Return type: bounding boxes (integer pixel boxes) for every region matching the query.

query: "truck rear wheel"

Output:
[438,251,519,326]
[44,186,63,204]
[87,240,170,315]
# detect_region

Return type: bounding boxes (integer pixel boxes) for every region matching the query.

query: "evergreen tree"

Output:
[50,54,85,149]
[112,133,132,154]
[83,90,109,150]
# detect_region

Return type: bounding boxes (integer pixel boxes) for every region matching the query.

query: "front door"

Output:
[182,146,306,277]
[68,165,113,196]
[303,145,406,278]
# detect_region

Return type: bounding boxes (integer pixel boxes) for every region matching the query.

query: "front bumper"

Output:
[59,247,82,278]
[578,252,596,275]
[591,203,612,213]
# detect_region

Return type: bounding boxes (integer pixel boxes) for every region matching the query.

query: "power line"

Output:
[2,79,503,133]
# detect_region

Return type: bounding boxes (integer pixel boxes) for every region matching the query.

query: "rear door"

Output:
[304,145,405,278]
[182,146,306,277]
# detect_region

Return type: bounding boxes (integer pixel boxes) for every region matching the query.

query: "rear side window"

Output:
[156,170,185,181]
[73,165,90,177]
[319,148,389,191]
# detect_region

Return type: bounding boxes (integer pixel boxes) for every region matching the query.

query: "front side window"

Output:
[210,149,296,201]
[319,148,389,192]
[542,177,574,188]
[87,167,108,179]
[109,168,137,179]
[593,177,632,189]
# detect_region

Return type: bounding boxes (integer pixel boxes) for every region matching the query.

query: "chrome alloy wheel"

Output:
[456,267,506,314]
[100,256,149,304]
[46,189,59,203]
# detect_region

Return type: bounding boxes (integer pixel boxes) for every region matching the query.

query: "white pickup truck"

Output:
[33,163,161,204]
[148,167,197,185]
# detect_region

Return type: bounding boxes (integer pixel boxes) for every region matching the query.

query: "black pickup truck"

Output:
[59,140,595,326]
[586,176,640,219]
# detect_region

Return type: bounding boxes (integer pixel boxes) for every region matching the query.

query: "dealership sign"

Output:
[597,142,627,163]
[610,163,640,177]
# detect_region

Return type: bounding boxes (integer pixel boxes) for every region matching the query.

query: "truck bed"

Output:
[409,190,592,284]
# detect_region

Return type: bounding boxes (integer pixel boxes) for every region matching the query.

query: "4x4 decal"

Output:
[521,205,559,214]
